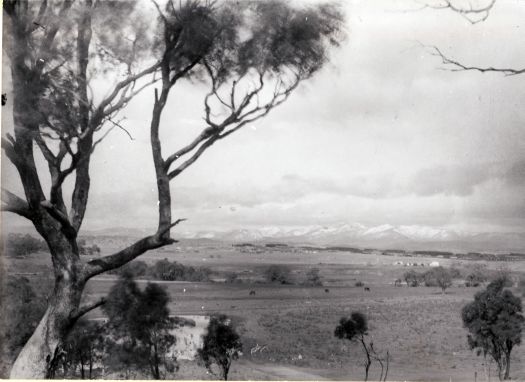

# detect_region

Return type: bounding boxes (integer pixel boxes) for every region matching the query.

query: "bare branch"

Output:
[415,0,496,24]
[108,117,135,141]
[429,45,525,76]
[83,231,182,280]
[1,189,33,220]
[96,61,161,117]
[158,218,187,236]
[71,297,106,321]
[168,136,219,179]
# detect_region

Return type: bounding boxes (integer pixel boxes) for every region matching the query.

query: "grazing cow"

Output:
[364,287,371,292]
[325,288,330,293]
[249,290,256,296]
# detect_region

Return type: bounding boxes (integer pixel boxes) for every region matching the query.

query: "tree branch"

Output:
[416,0,496,24]
[1,189,33,220]
[82,218,186,280]
[40,201,76,238]
[71,297,107,321]
[429,45,525,76]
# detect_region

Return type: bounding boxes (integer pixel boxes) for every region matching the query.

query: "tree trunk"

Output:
[503,352,511,380]
[9,245,85,378]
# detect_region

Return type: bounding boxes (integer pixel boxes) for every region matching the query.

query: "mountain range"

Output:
[5,222,525,253]
[177,223,525,253]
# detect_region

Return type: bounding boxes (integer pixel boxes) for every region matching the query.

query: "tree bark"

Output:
[503,351,511,380]
[9,270,84,378]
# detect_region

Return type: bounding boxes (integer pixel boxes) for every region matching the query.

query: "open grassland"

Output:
[5,241,525,381]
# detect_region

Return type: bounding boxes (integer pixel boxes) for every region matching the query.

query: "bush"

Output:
[424,267,452,293]
[150,259,211,282]
[225,272,240,284]
[4,233,47,257]
[355,280,364,287]
[109,260,149,278]
[264,265,292,284]
[403,270,422,287]
[304,268,323,286]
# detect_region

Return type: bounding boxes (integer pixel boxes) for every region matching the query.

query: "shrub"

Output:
[264,265,292,284]
[304,268,323,286]
[424,267,452,293]
[108,260,149,278]
[225,272,240,284]
[355,281,364,287]
[150,259,211,282]
[403,270,421,287]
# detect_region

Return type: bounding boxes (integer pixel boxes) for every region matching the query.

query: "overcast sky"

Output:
[2,0,525,235]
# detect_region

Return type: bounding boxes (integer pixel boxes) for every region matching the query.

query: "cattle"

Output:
[249,290,256,296]
[364,287,371,292]
[325,288,330,293]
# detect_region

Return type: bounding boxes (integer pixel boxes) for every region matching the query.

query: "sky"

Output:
[2,0,525,235]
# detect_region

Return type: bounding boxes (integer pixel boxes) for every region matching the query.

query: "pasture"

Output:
[5,240,525,381]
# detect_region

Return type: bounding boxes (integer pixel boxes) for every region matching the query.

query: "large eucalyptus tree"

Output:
[2,0,344,377]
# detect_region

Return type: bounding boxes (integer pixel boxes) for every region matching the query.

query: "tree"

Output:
[334,312,372,381]
[57,319,105,379]
[264,264,292,284]
[1,0,344,377]
[305,267,323,286]
[466,265,488,287]
[198,314,243,381]
[4,233,47,257]
[403,269,421,287]
[103,274,177,379]
[424,266,452,293]
[462,277,524,380]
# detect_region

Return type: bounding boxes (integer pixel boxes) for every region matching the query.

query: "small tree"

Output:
[403,270,421,287]
[334,312,372,381]
[198,314,243,381]
[305,268,323,286]
[59,319,105,379]
[462,278,524,380]
[264,265,292,285]
[425,267,452,293]
[103,274,177,379]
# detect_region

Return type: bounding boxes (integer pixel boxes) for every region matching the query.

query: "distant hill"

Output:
[4,222,525,253]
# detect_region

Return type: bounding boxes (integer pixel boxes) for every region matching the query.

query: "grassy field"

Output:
[5,241,525,381]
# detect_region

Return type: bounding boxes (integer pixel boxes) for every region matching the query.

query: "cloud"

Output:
[409,163,494,196]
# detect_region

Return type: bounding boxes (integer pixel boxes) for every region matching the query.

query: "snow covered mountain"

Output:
[178,223,525,252]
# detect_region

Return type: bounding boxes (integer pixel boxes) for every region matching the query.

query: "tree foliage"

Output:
[198,314,243,381]
[424,266,452,293]
[103,274,177,379]
[57,319,105,379]
[264,264,292,284]
[4,234,47,257]
[462,277,524,380]
[304,267,323,286]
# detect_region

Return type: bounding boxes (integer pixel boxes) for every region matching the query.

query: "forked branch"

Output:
[416,0,496,24]
[429,45,525,76]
